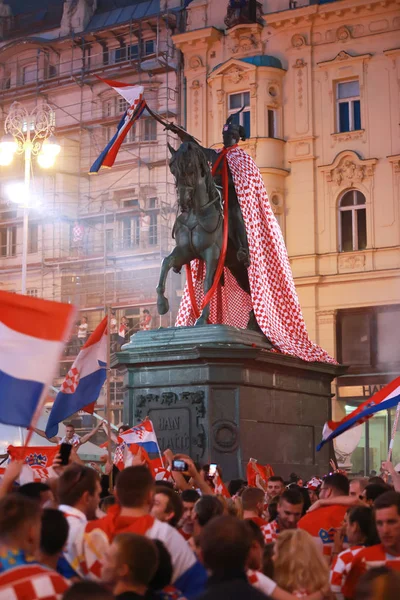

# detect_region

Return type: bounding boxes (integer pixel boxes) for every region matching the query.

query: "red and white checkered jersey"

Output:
[298,505,348,561]
[247,569,277,596]
[0,564,69,600]
[343,543,400,598]
[260,519,279,544]
[330,545,363,599]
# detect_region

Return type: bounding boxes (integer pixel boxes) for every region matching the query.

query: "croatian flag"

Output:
[0,291,75,427]
[317,376,400,450]
[45,317,108,438]
[119,419,159,454]
[90,76,146,173]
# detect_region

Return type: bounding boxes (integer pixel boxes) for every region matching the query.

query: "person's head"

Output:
[273,529,329,594]
[64,423,76,440]
[193,495,224,536]
[244,519,265,571]
[374,491,400,554]
[222,117,246,148]
[349,477,369,499]
[266,476,285,499]
[354,566,400,600]
[101,533,158,592]
[277,489,304,530]
[117,425,130,436]
[81,317,87,324]
[241,487,265,517]
[179,488,200,529]
[115,466,154,510]
[228,479,246,497]
[200,515,251,574]
[40,509,69,558]
[148,539,173,592]
[319,472,349,500]
[0,493,42,554]
[62,581,114,600]
[151,486,183,528]
[17,482,54,507]
[305,477,322,505]
[58,464,101,519]
[143,309,150,315]
[346,506,379,546]
[362,482,391,506]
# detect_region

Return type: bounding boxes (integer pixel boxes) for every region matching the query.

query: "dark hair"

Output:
[149,539,173,591]
[369,476,385,485]
[374,490,400,515]
[228,479,246,497]
[155,480,174,490]
[65,423,75,429]
[347,506,379,546]
[279,488,304,506]
[283,485,309,514]
[268,476,285,485]
[201,516,251,573]
[40,509,69,556]
[181,489,200,503]
[364,483,391,503]
[62,581,113,600]
[17,482,51,501]
[154,486,183,528]
[0,494,41,539]
[118,425,130,433]
[355,566,400,600]
[114,533,158,586]
[244,519,265,548]
[194,495,224,527]
[323,472,350,496]
[116,466,154,508]
[268,498,279,522]
[241,487,265,511]
[58,464,99,507]
[143,309,150,314]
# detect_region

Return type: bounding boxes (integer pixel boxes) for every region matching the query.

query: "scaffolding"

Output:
[0,3,185,425]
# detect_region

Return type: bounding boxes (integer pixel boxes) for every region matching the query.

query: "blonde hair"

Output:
[274,529,329,594]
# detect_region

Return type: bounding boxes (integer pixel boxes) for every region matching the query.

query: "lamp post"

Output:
[0,102,60,294]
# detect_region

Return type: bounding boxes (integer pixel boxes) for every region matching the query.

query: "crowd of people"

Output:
[0,437,400,600]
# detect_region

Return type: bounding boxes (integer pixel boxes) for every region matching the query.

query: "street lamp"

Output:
[0,102,60,294]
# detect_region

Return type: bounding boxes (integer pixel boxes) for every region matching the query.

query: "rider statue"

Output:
[165,112,334,364]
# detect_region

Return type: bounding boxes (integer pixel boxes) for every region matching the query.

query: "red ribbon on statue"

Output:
[185,145,236,320]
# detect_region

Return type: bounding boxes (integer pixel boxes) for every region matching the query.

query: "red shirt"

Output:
[298,504,348,560]
[0,564,69,600]
[344,543,400,598]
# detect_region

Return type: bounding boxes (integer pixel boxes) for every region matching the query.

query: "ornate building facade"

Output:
[173,0,400,473]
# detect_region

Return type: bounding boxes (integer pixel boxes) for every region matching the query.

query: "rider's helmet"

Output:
[222,107,247,146]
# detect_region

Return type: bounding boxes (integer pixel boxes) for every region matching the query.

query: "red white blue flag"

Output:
[317,376,400,450]
[89,76,146,173]
[0,291,75,427]
[45,317,108,438]
[119,419,159,454]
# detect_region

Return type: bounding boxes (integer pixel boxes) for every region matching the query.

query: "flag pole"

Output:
[388,402,400,462]
[106,306,113,490]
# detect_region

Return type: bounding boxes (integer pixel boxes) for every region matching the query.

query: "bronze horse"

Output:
[156,142,223,326]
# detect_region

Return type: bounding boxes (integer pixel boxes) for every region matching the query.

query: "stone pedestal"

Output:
[113,325,345,481]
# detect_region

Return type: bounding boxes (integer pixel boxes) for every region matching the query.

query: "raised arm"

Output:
[33,427,60,444]
[79,420,105,445]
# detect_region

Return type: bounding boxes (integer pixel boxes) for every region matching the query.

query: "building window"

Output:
[122,123,136,144]
[22,64,37,85]
[118,97,129,114]
[143,119,157,141]
[149,213,158,246]
[267,109,277,138]
[339,190,366,252]
[28,223,38,253]
[228,91,250,138]
[129,44,139,59]
[46,64,57,79]
[144,39,155,55]
[102,45,109,65]
[27,288,38,297]
[121,216,140,249]
[336,80,361,133]
[105,229,114,252]
[115,46,127,63]
[0,226,16,257]
[103,99,114,118]
[149,197,157,209]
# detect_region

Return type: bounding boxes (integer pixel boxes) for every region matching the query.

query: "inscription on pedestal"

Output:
[149,408,191,454]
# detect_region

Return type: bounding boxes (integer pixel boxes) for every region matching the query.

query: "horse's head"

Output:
[168,142,207,211]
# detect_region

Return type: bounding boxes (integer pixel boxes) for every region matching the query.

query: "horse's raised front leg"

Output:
[156,247,185,315]
[195,243,220,327]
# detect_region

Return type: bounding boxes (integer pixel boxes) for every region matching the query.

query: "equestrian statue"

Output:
[148,107,334,364]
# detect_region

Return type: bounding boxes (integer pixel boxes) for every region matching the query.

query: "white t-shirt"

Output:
[60,433,81,447]
[247,569,277,596]
[78,322,88,339]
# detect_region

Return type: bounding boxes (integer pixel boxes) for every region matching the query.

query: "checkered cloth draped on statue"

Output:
[176,146,335,364]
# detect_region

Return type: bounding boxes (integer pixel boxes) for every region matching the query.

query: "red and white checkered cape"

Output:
[176,147,335,364]
[0,564,69,600]
[260,519,279,545]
